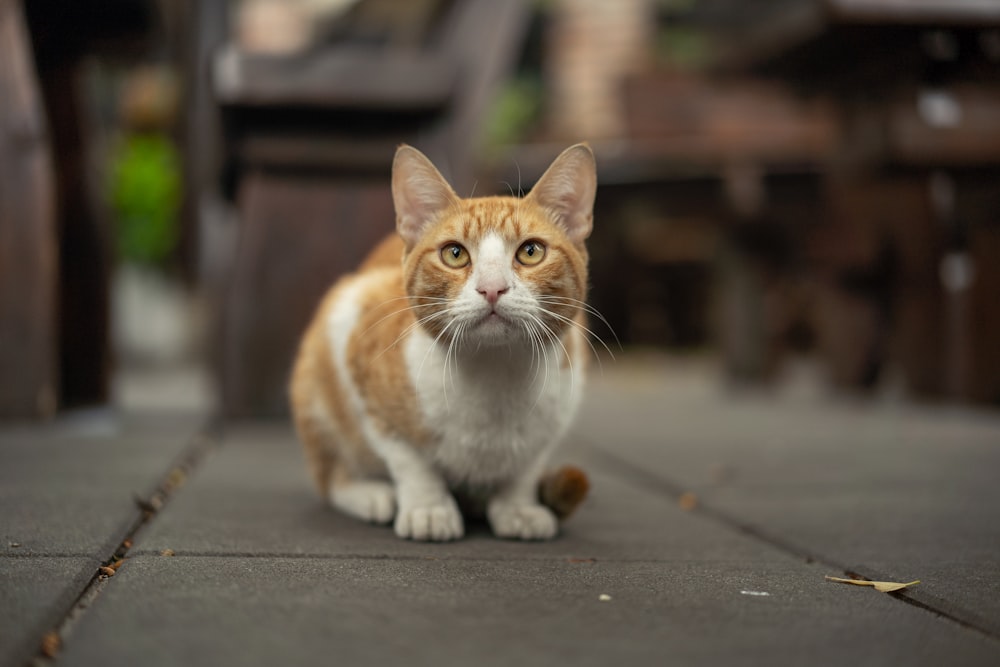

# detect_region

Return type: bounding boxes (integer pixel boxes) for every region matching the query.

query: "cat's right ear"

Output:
[392,145,460,249]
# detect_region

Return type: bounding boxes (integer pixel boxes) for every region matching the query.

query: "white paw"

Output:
[488,502,558,541]
[394,495,464,542]
[331,481,396,525]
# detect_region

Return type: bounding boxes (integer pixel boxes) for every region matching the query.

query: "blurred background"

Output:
[2,0,999,421]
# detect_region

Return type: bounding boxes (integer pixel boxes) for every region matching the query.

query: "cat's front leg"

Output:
[394,490,463,542]
[487,457,558,541]
[371,436,464,542]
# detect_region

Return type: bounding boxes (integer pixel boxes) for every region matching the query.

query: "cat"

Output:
[290,143,596,541]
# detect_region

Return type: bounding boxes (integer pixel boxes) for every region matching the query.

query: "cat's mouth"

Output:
[474,309,515,333]
[481,310,509,325]
[464,303,530,345]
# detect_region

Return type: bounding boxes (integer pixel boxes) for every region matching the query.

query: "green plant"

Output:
[108,132,181,266]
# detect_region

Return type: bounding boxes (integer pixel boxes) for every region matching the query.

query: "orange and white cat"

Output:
[290,144,596,541]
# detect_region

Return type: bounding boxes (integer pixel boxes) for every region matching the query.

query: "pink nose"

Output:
[477,283,509,305]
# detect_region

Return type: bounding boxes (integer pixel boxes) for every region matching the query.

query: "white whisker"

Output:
[535,295,622,351]
[528,319,552,413]
[415,314,461,393]
[525,312,574,395]
[536,305,615,366]
[363,302,442,337]
[372,308,454,362]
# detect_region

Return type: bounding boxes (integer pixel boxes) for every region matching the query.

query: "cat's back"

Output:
[301,233,410,373]
[358,233,405,272]
[289,233,414,491]
[295,233,405,355]
[292,232,418,422]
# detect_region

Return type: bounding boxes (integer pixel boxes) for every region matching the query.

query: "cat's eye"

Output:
[440,243,470,268]
[516,240,546,266]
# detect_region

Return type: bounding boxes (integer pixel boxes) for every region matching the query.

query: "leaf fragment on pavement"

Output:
[678,492,698,511]
[825,575,920,593]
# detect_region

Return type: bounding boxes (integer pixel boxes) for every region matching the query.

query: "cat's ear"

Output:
[526,143,596,243]
[392,145,460,249]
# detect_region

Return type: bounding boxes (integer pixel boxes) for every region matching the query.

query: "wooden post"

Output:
[0,0,58,418]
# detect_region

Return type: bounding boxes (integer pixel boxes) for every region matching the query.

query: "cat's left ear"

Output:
[526,143,596,243]
[392,145,460,250]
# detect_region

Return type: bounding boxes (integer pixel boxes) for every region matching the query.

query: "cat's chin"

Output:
[464,312,523,348]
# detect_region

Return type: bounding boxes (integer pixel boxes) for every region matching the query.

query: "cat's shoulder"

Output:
[313,237,405,337]
[359,234,405,272]
[312,234,404,317]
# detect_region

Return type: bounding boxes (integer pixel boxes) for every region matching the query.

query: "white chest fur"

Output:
[404,329,584,489]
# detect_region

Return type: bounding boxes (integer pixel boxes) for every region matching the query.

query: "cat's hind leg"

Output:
[330,466,396,525]
[291,391,395,525]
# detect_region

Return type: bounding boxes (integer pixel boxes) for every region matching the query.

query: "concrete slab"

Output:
[0,556,98,667]
[58,555,1000,667]
[0,411,204,556]
[7,356,998,665]
[0,411,204,666]
[575,357,1000,635]
[134,424,783,563]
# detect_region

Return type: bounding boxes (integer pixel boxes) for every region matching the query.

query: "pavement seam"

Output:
[583,441,1000,645]
[26,420,221,665]
[0,553,96,559]
[124,551,730,563]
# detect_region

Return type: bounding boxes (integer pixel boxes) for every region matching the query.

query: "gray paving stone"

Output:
[7,359,1000,665]
[576,364,1000,635]
[135,424,782,563]
[58,555,1000,667]
[0,411,203,555]
[0,556,98,667]
[0,411,204,667]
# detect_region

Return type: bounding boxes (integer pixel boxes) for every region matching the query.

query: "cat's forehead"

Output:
[439,196,552,243]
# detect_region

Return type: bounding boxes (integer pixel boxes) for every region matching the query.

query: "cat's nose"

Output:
[477,282,509,306]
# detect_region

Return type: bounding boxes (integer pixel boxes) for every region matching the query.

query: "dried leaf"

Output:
[99,566,116,577]
[40,632,61,658]
[825,575,920,593]
[678,492,698,511]
[872,580,921,593]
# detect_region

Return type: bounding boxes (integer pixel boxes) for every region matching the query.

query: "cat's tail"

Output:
[539,466,590,520]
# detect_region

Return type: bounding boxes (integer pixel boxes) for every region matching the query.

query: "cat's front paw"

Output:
[394,495,464,542]
[488,502,558,541]
[330,481,396,525]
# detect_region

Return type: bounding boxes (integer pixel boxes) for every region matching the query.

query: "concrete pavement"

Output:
[2,355,999,666]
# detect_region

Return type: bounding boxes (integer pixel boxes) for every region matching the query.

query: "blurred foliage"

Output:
[108,132,181,267]
[657,26,710,69]
[482,76,545,150]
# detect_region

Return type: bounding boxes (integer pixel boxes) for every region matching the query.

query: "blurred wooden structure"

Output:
[722,0,1000,402]
[492,0,1000,405]
[215,0,531,417]
[0,0,57,418]
[491,74,837,371]
[1,0,156,418]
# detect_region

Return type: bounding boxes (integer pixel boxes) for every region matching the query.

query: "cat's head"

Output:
[392,144,596,349]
